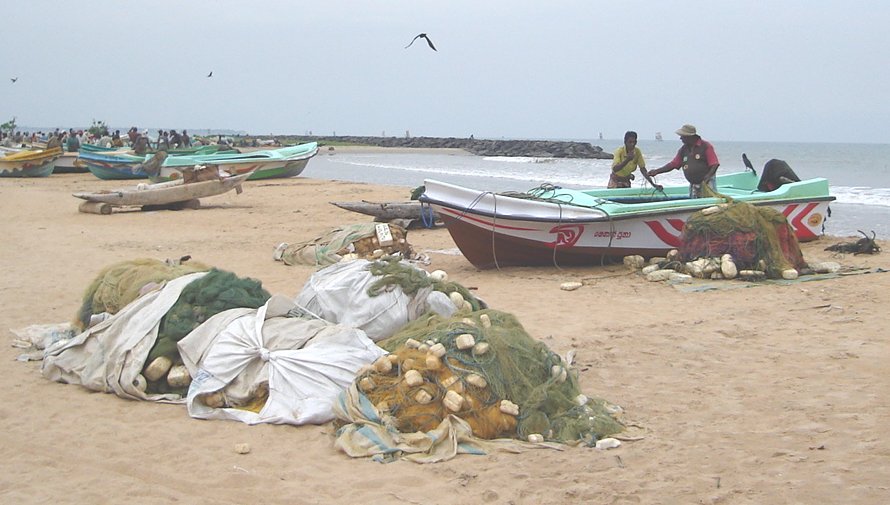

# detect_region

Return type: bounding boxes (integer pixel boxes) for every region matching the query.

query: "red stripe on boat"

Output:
[788,202,819,240]
[644,220,683,247]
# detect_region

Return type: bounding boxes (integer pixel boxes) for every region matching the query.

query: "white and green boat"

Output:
[420,170,835,269]
[149,143,318,182]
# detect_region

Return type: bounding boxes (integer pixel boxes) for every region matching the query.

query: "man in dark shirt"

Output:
[649,124,720,198]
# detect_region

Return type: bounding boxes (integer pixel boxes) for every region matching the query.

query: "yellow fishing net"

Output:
[75,258,210,330]
[364,309,623,444]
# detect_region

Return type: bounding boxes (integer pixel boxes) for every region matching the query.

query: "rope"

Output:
[420,201,436,228]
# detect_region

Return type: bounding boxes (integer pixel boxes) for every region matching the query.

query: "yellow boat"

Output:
[0,147,63,177]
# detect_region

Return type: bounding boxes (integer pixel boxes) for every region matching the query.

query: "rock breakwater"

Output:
[277,136,613,159]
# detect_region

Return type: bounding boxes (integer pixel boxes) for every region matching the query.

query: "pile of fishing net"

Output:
[296,256,483,341]
[142,268,271,395]
[275,223,413,267]
[335,309,623,450]
[677,200,806,279]
[75,257,210,330]
[44,262,273,401]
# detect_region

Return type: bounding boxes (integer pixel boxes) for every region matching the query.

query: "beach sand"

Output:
[1,167,888,504]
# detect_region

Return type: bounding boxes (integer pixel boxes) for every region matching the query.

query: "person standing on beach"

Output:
[609,131,661,190]
[648,124,720,198]
[127,127,138,146]
[65,128,81,152]
[133,132,151,155]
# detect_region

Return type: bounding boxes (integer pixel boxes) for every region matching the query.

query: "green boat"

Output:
[149,143,318,182]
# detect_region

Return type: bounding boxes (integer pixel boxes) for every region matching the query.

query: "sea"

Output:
[308,140,890,239]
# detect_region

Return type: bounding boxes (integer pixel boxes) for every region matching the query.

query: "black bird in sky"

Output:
[405,33,436,51]
[10,77,17,83]
[207,71,213,78]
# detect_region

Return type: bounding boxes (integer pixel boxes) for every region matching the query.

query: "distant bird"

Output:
[10,77,17,83]
[207,71,213,78]
[405,33,437,51]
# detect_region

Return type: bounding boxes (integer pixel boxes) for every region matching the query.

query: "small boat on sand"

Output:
[54,151,88,173]
[79,145,241,179]
[420,170,835,269]
[0,147,62,178]
[150,143,318,181]
[331,201,439,221]
[79,150,153,179]
[72,171,253,213]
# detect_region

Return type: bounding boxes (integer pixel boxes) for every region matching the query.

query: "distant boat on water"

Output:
[655,132,663,141]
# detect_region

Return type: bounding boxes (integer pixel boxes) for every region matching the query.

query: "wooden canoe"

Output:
[331,201,440,221]
[72,171,252,207]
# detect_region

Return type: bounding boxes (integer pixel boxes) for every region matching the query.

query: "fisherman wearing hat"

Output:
[648,124,720,198]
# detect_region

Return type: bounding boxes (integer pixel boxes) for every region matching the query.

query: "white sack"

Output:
[41,272,208,402]
[181,295,385,425]
[295,259,455,341]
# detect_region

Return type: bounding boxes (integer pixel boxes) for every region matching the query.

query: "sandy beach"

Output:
[1,163,888,504]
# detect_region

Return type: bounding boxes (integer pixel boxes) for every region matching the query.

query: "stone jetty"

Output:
[274,135,613,159]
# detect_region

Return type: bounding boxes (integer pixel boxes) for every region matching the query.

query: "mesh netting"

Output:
[75,258,211,330]
[281,223,412,266]
[679,200,806,278]
[145,268,271,394]
[366,256,482,310]
[362,309,623,444]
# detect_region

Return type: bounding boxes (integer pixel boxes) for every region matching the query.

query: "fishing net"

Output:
[678,199,806,278]
[144,268,271,394]
[359,309,623,444]
[367,256,482,311]
[280,223,412,267]
[296,257,480,342]
[75,258,211,330]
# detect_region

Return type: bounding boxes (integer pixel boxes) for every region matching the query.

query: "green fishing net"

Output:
[280,223,411,267]
[75,258,210,330]
[145,268,271,394]
[371,309,623,445]
[366,256,482,310]
[679,199,806,278]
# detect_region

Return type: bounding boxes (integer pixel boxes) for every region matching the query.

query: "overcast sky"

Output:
[2,1,888,143]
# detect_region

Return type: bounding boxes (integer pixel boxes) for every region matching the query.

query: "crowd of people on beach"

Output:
[0,126,216,155]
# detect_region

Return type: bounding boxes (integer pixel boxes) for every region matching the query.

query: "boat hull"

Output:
[0,148,62,178]
[53,152,88,174]
[149,143,318,182]
[331,201,439,221]
[72,172,253,206]
[421,172,835,269]
[79,150,148,179]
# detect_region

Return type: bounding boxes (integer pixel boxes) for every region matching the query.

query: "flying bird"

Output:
[405,33,436,51]
[207,71,213,78]
[10,77,17,83]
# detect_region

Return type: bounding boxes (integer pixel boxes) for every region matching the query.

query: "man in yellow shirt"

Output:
[609,131,662,190]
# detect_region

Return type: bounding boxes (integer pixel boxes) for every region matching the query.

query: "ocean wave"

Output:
[830,186,890,207]
[481,156,558,164]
